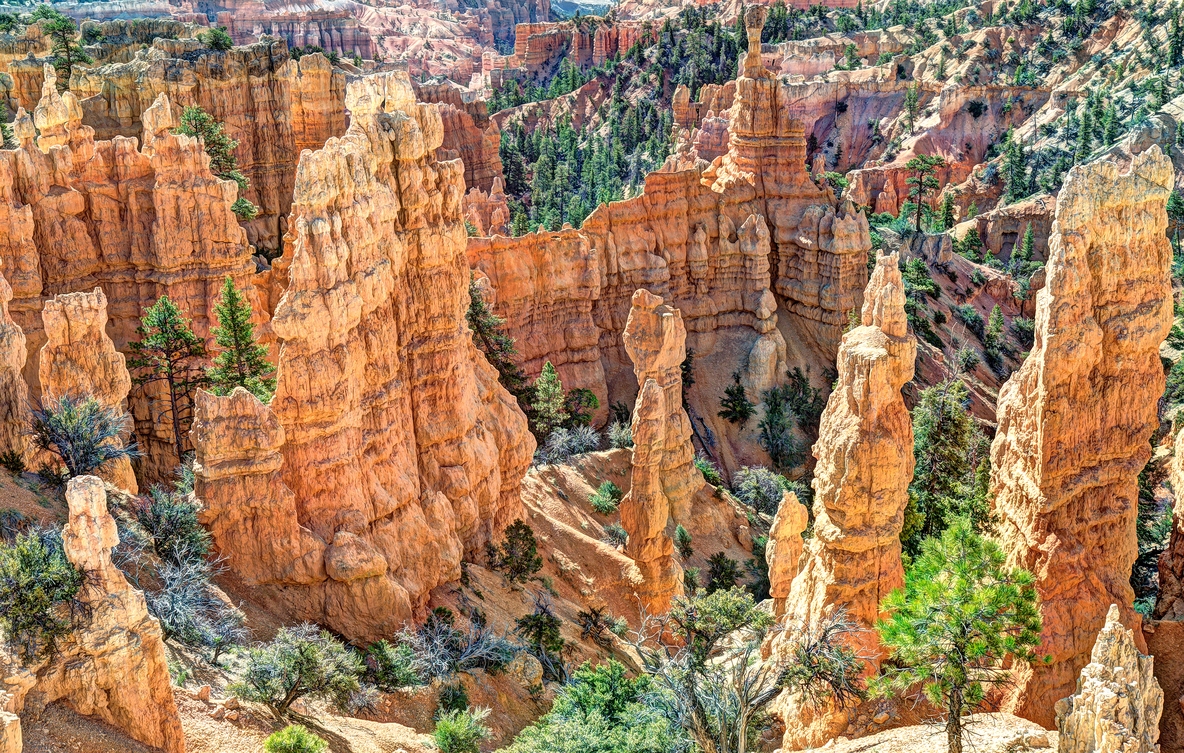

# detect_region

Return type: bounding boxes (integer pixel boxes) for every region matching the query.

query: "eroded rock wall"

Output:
[190,71,534,643]
[0,74,259,483]
[0,476,183,753]
[1155,426,1184,621]
[74,38,346,251]
[0,262,27,460]
[989,148,1174,727]
[38,289,137,494]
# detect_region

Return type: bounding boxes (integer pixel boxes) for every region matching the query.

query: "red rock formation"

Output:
[620,289,702,613]
[769,250,916,748]
[767,490,809,617]
[216,0,374,57]
[38,289,137,494]
[291,52,348,155]
[74,38,346,252]
[990,148,1174,727]
[0,476,184,753]
[0,262,27,461]
[464,177,511,236]
[416,80,504,193]
[0,76,259,483]
[190,71,534,642]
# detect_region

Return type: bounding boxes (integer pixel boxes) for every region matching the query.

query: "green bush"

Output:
[0,529,84,663]
[674,524,693,559]
[602,523,628,547]
[264,725,327,753]
[135,487,211,563]
[363,639,424,691]
[732,466,790,515]
[503,660,683,753]
[705,552,740,594]
[438,682,470,715]
[589,481,622,514]
[230,623,363,717]
[199,26,233,51]
[693,455,722,486]
[434,707,491,753]
[31,394,137,478]
[485,519,543,583]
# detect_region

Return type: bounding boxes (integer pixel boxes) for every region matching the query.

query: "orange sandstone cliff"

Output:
[990,147,1174,727]
[190,71,534,643]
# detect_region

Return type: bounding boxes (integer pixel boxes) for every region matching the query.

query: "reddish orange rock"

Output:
[990,148,1174,727]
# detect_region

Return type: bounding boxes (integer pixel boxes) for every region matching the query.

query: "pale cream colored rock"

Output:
[619,289,701,613]
[769,251,916,749]
[1155,426,1184,621]
[38,289,137,493]
[1055,605,1163,753]
[991,148,1174,727]
[767,491,809,617]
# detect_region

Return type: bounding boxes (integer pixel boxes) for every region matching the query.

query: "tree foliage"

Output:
[207,276,275,402]
[173,106,258,219]
[128,295,208,464]
[875,520,1044,753]
[0,529,84,664]
[230,623,363,718]
[30,394,138,479]
[485,519,543,583]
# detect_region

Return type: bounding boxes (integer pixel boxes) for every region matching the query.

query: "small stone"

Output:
[196,685,211,702]
[872,711,890,725]
[222,697,240,710]
[224,710,240,722]
[209,707,225,721]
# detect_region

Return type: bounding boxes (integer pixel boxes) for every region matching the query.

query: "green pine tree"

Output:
[174,106,258,220]
[467,275,533,416]
[905,154,945,232]
[127,295,209,464]
[874,520,1044,753]
[718,371,756,426]
[939,193,955,231]
[38,8,92,92]
[985,304,1005,349]
[1075,107,1094,164]
[531,362,568,438]
[904,83,920,133]
[1016,224,1035,265]
[206,276,275,402]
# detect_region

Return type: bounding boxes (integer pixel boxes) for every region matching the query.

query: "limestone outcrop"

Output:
[38,289,137,494]
[0,72,259,483]
[190,71,534,642]
[767,491,809,618]
[768,251,916,749]
[618,290,702,613]
[989,148,1174,726]
[417,81,504,194]
[1055,605,1163,753]
[291,52,348,155]
[0,262,27,460]
[0,476,183,753]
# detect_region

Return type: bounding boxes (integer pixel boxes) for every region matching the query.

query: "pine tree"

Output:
[1002,131,1029,203]
[127,295,209,464]
[1075,108,1094,164]
[531,362,568,438]
[902,379,986,554]
[905,154,945,232]
[174,106,258,220]
[39,9,93,92]
[904,83,920,133]
[985,304,1005,349]
[1015,224,1035,265]
[939,193,955,231]
[718,371,755,426]
[466,275,533,414]
[875,520,1043,753]
[206,276,275,402]
[1102,101,1119,145]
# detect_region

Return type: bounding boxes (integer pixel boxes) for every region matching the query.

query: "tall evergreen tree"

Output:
[466,275,533,414]
[531,362,568,438]
[939,193,955,231]
[174,106,258,220]
[207,276,275,402]
[718,371,755,426]
[905,154,945,232]
[37,8,92,92]
[875,520,1043,753]
[1075,107,1094,164]
[904,83,920,133]
[128,296,209,464]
